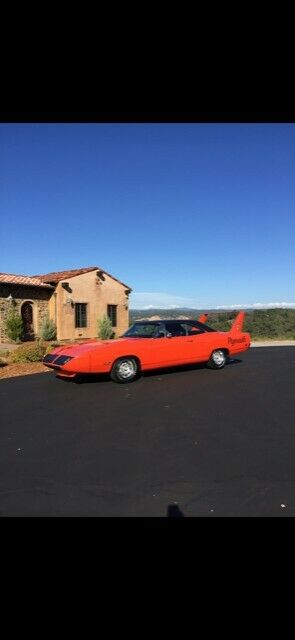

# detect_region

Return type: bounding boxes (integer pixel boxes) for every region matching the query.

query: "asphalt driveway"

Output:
[0,347,294,516]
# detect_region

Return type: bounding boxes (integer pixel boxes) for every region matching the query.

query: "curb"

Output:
[251,342,295,347]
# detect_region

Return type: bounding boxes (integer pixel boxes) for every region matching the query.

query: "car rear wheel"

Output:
[207,349,227,369]
[110,357,139,383]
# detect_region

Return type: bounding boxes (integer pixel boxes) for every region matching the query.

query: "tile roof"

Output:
[33,267,98,282]
[0,273,54,289]
[33,267,132,291]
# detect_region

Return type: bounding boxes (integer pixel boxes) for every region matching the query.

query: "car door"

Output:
[133,323,193,368]
[182,322,214,362]
[127,323,174,368]
[156,322,197,366]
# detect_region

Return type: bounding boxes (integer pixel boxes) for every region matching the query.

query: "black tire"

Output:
[110,357,139,383]
[207,349,227,369]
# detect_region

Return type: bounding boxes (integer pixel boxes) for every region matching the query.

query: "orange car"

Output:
[43,312,251,383]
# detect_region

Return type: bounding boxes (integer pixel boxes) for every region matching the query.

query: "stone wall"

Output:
[0,284,52,343]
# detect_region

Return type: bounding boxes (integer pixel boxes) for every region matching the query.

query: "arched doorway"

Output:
[21,302,34,341]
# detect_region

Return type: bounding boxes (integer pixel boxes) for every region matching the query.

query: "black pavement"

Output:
[0,347,294,516]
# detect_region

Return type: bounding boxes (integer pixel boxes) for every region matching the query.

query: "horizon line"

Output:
[130,302,295,311]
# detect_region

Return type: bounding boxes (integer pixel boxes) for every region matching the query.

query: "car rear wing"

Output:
[198,311,245,333]
[229,311,245,333]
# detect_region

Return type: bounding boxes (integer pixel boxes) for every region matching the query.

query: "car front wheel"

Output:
[110,357,139,383]
[207,349,227,369]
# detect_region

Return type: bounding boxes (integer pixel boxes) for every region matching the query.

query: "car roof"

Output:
[133,319,197,323]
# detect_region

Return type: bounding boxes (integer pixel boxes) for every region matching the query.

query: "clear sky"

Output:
[0,123,294,309]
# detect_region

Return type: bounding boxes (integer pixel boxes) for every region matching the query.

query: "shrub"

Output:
[9,342,47,364]
[39,315,57,341]
[5,310,24,342]
[44,342,60,356]
[97,315,114,340]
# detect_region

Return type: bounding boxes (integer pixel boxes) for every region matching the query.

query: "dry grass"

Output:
[0,361,51,379]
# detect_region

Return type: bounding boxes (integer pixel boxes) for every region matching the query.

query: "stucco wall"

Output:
[53,270,130,341]
[0,284,51,343]
[0,270,130,343]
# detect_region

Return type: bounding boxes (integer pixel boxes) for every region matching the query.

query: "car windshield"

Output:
[123,322,162,338]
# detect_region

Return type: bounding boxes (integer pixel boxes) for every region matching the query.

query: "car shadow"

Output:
[142,357,242,378]
[56,373,111,384]
[227,357,243,366]
[56,357,243,385]
[167,505,185,517]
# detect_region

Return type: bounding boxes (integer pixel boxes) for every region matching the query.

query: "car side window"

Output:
[165,323,187,337]
[154,325,166,338]
[185,322,205,336]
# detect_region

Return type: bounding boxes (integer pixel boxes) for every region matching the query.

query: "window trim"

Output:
[107,304,117,328]
[75,303,88,328]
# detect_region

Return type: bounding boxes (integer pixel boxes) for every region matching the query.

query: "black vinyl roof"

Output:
[134,319,197,323]
[132,319,216,332]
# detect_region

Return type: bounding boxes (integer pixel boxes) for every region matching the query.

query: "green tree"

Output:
[5,310,24,342]
[39,315,57,341]
[97,315,114,340]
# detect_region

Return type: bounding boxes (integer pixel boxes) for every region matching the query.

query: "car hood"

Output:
[49,337,140,357]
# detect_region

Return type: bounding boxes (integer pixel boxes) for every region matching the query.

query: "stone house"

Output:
[0,267,132,343]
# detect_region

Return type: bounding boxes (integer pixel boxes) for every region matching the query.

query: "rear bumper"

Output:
[228,342,251,355]
[228,333,251,355]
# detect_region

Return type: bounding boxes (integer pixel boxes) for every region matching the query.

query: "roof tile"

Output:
[33,267,98,282]
[0,274,53,289]
[34,267,132,291]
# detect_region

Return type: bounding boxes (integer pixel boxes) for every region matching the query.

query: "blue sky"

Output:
[0,123,294,309]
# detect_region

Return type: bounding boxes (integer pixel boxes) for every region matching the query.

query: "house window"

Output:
[107,305,117,327]
[75,303,87,328]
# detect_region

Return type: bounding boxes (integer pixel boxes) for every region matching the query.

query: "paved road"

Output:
[0,347,294,517]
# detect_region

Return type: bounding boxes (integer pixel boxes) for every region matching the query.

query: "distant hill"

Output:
[130,307,255,321]
[129,308,295,339]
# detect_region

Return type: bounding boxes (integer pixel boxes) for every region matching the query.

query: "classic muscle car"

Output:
[43,312,251,383]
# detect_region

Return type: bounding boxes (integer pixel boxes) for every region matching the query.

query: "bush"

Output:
[97,315,115,340]
[207,309,295,340]
[39,315,57,341]
[9,342,47,364]
[5,310,24,342]
[44,342,60,356]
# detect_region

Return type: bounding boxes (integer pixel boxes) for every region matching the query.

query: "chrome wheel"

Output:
[110,357,139,383]
[207,349,227,369]
[117,359,136,379]
[212,350,226,366]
